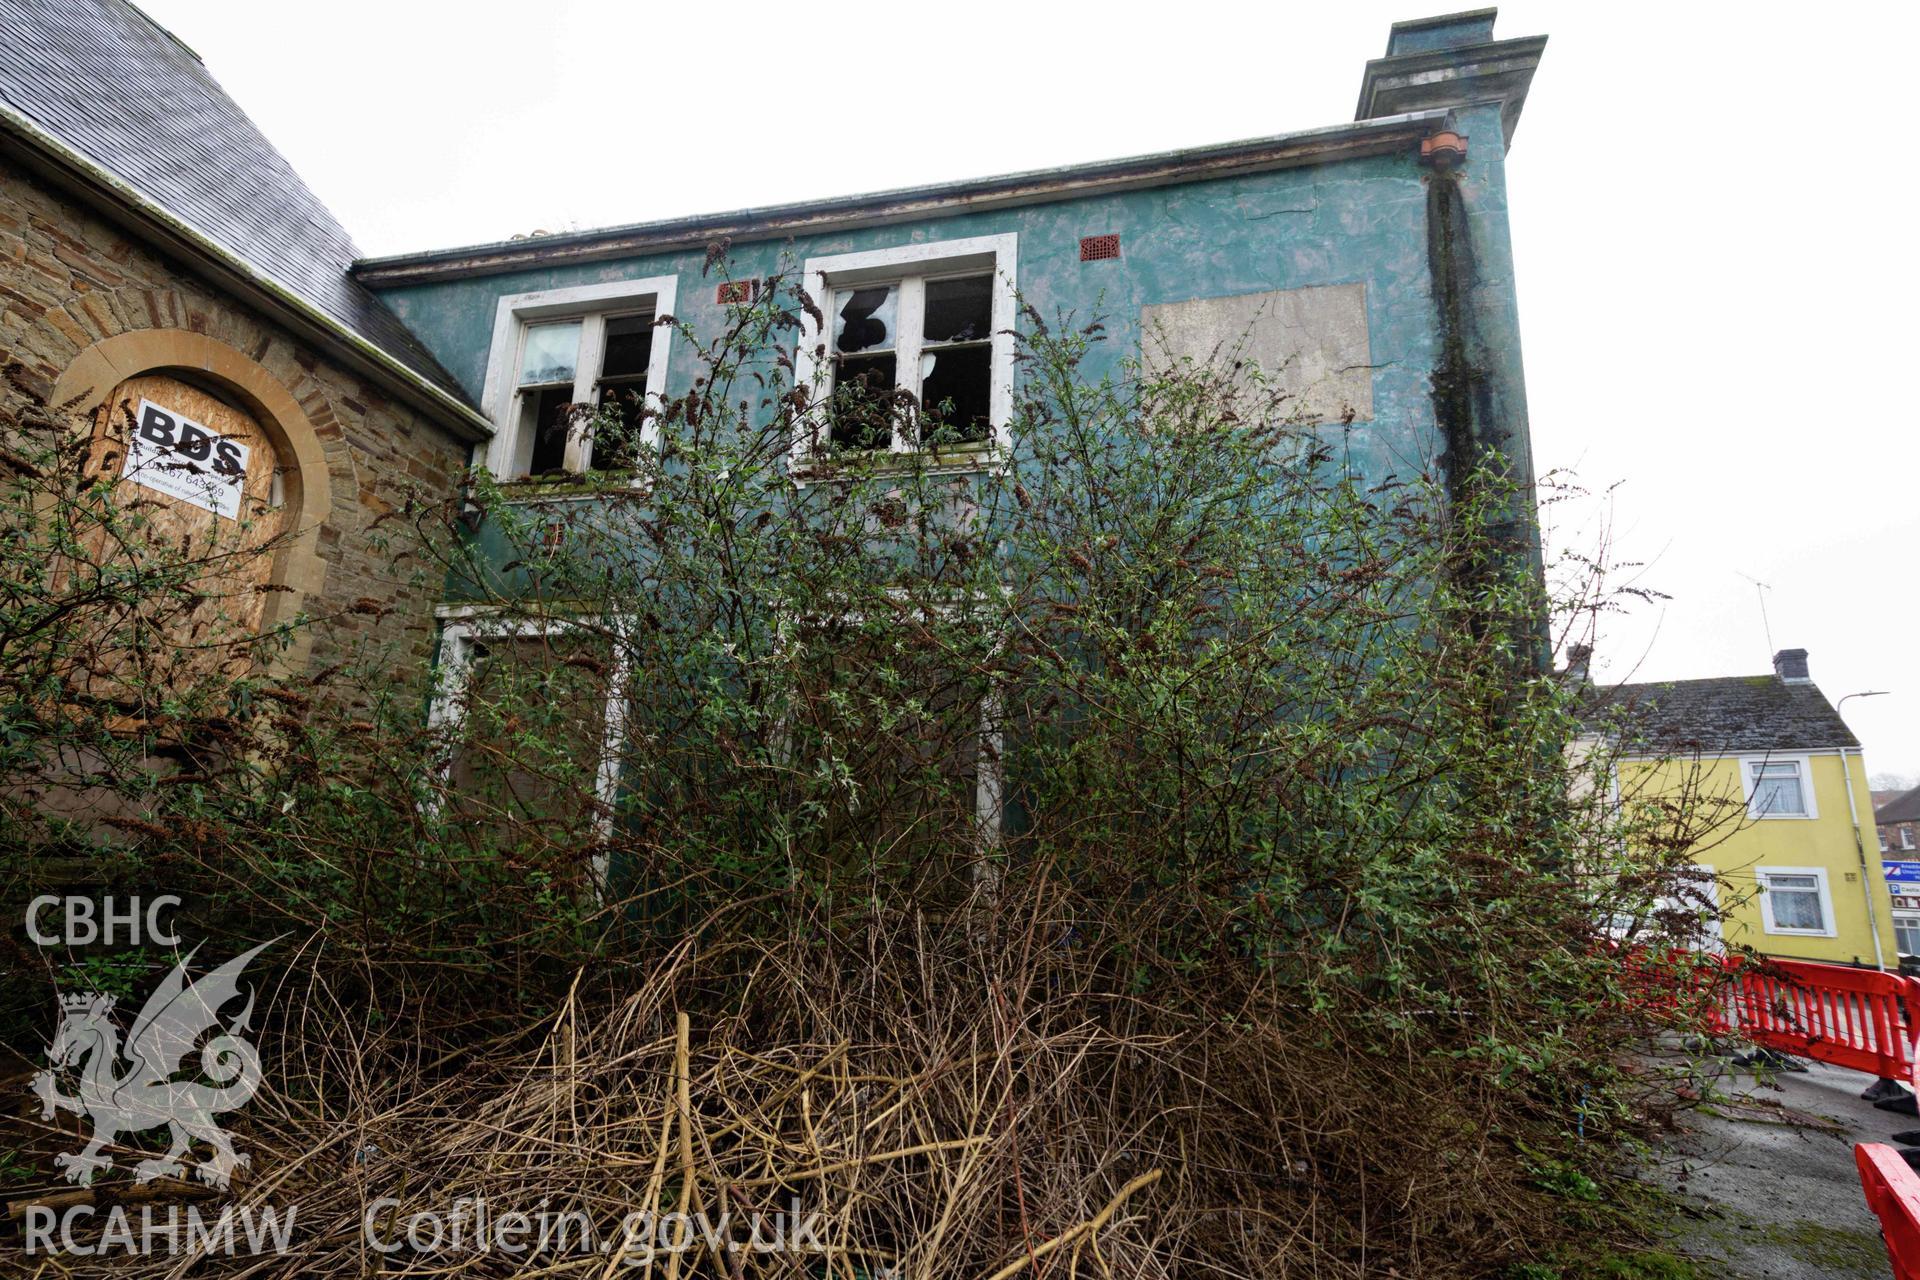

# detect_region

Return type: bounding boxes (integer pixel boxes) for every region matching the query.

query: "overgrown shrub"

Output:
[0,274,1727,1278]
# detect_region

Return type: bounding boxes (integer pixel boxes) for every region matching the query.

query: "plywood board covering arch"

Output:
[71,374,289,696]
[51,329,338,678]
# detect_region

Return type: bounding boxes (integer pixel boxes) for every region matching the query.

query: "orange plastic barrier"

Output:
[1606,945,1920,1084]
[1727,959,1917,1083]
[1857,1143,1920,1280]
[1607,944,1732,1031]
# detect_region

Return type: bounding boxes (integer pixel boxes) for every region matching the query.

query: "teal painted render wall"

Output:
[370,101,1531,500]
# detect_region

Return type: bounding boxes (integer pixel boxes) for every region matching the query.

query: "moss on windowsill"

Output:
[793,442,1002,484]
[490,470,647,502]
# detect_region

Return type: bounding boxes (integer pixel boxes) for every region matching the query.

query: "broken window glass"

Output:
[820,275,997,454]
[830,286,901,451]
[600,313,653,379]
[919,275,993,444]
[593,314,654,470]
[923,275,992,344]
[592,386,645,472]
[833,286,897,354]
[919,346,992,444]
[524,385,574,475]
[829,354,897,452]
[519,321,581,387]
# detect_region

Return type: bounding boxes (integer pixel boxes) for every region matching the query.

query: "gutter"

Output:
[353,110,1455,286]
[0,103,494,443]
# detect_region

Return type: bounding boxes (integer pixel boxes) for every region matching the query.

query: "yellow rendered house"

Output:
[1580,648,1899,969]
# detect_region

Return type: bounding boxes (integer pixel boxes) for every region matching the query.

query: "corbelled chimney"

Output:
[1773,648,1811,684]
[1355,9,1549,148]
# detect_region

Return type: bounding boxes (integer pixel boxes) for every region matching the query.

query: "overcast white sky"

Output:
[138,0,1920,783]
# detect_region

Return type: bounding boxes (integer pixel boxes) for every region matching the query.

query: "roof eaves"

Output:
[352,109,1454,287]
[0,101,494,443]
[1877,785,1920,825]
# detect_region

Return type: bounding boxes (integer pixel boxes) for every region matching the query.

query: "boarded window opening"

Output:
[445,629,616,842]
[63,373,290,705]
[788,619,999,897]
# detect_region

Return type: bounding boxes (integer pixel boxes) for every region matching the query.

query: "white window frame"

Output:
[1740,753,1817,820]
[479,276,678,480]
[1904,825,1916,852]
[429,605,633,889]
[1665,862,1723,947]
[791,233,1017,471]
[1605,862,1723,949]
[1756,865,1837,937]
[1895,910,1920,957]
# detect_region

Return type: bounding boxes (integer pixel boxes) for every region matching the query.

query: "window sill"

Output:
[1746,811,1816,821]
[1760,926,1837,938]
[791,443,1004,485]
[488,470,650,502]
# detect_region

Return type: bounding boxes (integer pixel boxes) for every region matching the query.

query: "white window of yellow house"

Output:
[793,235,1016,468]
[1757,867,1835,936]
[480,277,678,481]
[1743,755,1815,819]
[1896,912,1920,958]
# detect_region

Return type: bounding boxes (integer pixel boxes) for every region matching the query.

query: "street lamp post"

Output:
[1838,690,1891,970]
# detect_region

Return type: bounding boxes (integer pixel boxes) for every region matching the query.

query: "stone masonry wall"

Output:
[0,159,470,677]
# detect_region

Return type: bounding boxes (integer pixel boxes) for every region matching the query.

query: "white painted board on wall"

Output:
[121,398,251,520]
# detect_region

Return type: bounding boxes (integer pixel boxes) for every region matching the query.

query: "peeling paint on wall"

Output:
[1141,284,1372,426]
[371,106,1533,507]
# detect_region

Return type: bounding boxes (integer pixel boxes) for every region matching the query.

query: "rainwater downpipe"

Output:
[1837,690,1891,971]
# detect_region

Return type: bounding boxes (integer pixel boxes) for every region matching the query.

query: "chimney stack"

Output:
[1355,9,1548,148]
[1773,648,1811,684]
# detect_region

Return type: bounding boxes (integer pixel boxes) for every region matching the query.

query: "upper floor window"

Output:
[1743,756,1814,819]
[794,235,1016,468]
[480,277,677,481]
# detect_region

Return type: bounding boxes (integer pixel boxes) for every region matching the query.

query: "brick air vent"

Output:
[1079,234,1120,262]
[716,280,758,304]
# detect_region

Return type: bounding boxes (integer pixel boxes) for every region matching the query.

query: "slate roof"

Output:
[1879,785,1920,825]
[1580,674,1859,756]
[0,0,470,404]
